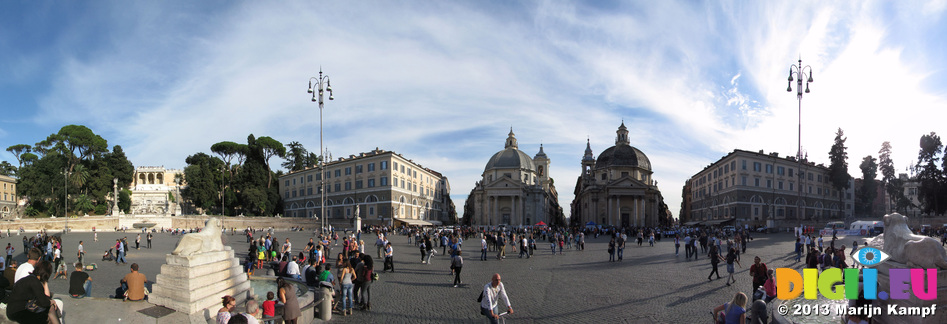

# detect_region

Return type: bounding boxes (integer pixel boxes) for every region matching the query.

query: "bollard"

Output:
[320,285,333,321]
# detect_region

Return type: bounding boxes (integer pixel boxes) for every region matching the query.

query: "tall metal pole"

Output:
[64,169,69,232]
[310,69,333,236]
[788,58,813,228]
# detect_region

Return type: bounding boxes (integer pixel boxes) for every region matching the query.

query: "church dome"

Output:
[593,122,652,171]
[485,148,536,172]
[594,145,651,171]
[484,128,536,172]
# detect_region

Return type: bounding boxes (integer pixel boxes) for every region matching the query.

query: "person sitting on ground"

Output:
[121,263,148,301]
[53,261,68,280]
[4,259,17,286]
[14,248,42,284]
[713,291,747,324]
[217,295,236,324]
[69,262,92,298]
[7,260,61,324]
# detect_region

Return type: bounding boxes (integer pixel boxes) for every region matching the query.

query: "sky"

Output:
[2,1,947,220]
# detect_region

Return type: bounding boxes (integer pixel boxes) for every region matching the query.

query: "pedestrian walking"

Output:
[451,250,463,287]
[608,238,616,262]
[383,242,394,272]
[708,245,723,281]
[147,232,153,249]
[725,247,741,286]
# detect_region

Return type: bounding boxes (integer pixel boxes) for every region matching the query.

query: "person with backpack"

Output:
[712,291,747,324]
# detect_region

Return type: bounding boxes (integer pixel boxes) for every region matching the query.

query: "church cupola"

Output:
[582,139,595,162]
[505,127,518,149]
[615,121,630,146]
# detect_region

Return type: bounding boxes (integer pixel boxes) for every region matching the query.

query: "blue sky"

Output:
[2,1,947,220]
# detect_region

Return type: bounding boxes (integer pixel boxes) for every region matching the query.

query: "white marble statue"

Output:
[870,213,947,269]
[171,218,225,256]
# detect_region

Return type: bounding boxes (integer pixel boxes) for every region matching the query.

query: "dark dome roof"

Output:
[485,148,535,172]
[594,145,651,171]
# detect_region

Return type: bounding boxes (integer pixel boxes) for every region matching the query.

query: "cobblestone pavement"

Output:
[1,228,857,323]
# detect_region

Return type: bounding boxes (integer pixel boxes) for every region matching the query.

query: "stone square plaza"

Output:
[6,225,933,324]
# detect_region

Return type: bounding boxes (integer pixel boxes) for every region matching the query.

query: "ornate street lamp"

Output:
[788,58,814,224]
[309,68,334,235]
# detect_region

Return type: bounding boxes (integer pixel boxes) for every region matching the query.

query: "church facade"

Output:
[570,123,666,228]
[466,129,561,227]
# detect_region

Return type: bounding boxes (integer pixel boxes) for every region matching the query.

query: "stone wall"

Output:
[1,215,334,232]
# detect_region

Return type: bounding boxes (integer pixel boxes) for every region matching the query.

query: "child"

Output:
[262,291,276,324]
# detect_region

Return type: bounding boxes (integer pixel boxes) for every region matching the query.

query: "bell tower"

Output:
[533,144,550,186]
[582,139,595,179]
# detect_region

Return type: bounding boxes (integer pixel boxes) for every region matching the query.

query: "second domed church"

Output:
[570,122,668,228]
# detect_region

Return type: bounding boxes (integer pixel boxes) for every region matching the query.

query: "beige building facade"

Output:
[130,166,184,215]
[685,149,851,227]
[279,148,451,226]
[0,175,16,218]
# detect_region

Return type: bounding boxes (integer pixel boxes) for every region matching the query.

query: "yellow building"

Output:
[0,175,16,218]
[279,148,451,226]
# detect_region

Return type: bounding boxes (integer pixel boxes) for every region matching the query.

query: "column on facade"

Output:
[512,195,517,226]
[492,195,498,226]
[634,196,639,227]
[606,196,611,227]
[616,195,621,227]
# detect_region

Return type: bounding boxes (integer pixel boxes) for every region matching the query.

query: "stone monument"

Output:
[149,218,251,322]
[865,213,947,324]
[111,178,120,217]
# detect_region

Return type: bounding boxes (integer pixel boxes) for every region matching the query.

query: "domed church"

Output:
[466,129,562,227]
[571,122,666,228]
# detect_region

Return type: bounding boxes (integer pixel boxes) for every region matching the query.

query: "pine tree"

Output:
[828,128,850,221]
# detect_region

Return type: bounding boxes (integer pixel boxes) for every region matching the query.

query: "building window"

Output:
[730,161,736,171]
[788,168,794,178]
[307,188,312,195]
[808,186,812,194]
[335,183,341,192]
[393,161,398,170]
[817,174,822,182]
[401,179,406,188]
[285,180,290,187]
[292,191,297,198]
[601,173,607,180]
[766,180,772,188]
[401,165,405,173]
[325,171,330,179]
[284,192,289,199]
[777,166,785,176]
[356,165,363,173]
[754,178,760,187]
[808,173,813,181]
[753,162,762,172]
[335,170,341,177]
[345,167,352,175]
[778,181,783,190]
[381,161,388,170]
[356,180,363,189]
[293,179,296,185]
[307,175,312,182]
[368,163,375,172]
[316,173,321,181]
[345,182,352,190]
[742,160,747,170]
[368,179,375,188]
[380,177,388,186]
[741,176,747,186]
[766,165,773,174]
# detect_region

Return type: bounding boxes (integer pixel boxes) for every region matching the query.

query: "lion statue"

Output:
[868,213,947,269]
[172,218,225,256]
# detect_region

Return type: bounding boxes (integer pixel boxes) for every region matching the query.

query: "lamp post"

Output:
[309,68,334,235]
[788,58,814,224]
[221,165,226,217]
[63,169,71,232]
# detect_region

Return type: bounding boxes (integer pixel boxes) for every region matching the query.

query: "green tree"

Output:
[827,128,850,220]
[878,141,897,213]
[74,194,94,214]
[70,164,90,190]
[857,155,878,217]
[181,153,225,213]
[256,136,285,188]
[282,141,309,171]
[118,188,132,213]
[6,144,31,169]
[916,132,945,215]
[0,161,15,177]
[41,125,108,173]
